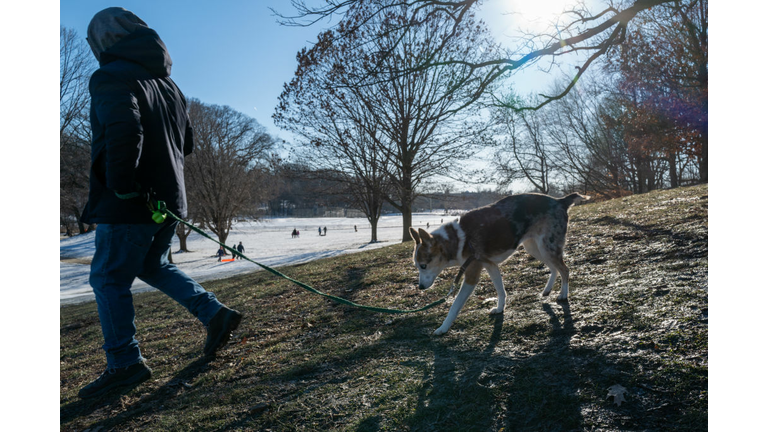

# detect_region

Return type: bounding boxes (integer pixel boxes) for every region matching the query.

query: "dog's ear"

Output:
[418,228,432,244]
[409,227,421,244]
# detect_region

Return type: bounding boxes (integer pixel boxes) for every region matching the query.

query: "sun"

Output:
[503,0,581,33]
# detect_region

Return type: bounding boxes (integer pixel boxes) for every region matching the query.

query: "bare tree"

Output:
[287,121,393,243]
[276,0,679,111]
[60,26,96,235]
[60,26,93,146]
[276,2,496,241]
[492,104,555,194]
[338,129,391,242]
[543,82,636,196]
[185,99,277,247]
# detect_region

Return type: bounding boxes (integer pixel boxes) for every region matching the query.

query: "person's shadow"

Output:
[61,356,213,427]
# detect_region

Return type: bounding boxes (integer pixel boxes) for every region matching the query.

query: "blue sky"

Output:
[60,0,332,142]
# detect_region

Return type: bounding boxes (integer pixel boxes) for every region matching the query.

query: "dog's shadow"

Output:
[400,302,585,430]
[402,313,506,429]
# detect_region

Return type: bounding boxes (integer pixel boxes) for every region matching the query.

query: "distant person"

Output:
[318,226,322,236]
[441,219,443,224]
[296,230,300,238]
[426,222,430,229]
[77,7,241,400]
[354,225,357,232]
[292,228,297,239]
[323,226,327,236]
[216,246,225,262]
[237,241,245,259]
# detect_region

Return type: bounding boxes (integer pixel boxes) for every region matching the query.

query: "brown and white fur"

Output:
[410,192,589,335]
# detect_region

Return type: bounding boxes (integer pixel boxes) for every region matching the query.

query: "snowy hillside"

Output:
[60,213,454,304]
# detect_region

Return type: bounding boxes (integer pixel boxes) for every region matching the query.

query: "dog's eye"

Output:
[419,264,427,270]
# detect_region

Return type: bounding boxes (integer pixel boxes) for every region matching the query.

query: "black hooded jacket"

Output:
[81,26,192,224]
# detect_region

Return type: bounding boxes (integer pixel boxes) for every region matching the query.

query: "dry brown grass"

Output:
[61,184,708,431]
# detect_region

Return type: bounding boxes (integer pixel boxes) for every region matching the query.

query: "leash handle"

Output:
[143,189,167,224]
[150,200,167,224]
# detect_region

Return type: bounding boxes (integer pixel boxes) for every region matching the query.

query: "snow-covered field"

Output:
[60,213,455,305]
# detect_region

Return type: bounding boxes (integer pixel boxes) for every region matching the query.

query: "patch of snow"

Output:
[60,213,454,305]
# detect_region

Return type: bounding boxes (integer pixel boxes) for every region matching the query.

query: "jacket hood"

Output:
[87,7,172,77]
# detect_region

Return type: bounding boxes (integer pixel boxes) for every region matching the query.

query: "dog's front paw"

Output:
[489,307,504,315]
[433,326,449,336]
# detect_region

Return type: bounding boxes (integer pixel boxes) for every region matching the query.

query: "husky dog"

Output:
[410,193,589,335]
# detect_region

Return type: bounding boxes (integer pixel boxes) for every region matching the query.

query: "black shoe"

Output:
[204,306,243,357]
[78,361,152,399]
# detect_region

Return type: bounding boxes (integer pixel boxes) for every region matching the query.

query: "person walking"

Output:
[318,226,322,236]
[237,241,245,259]
[323,226,327,236]
[216,246,225,262]
[77,7,242,400]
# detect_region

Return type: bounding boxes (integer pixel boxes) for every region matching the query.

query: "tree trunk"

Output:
[370,218,378,243]
[176,223,191,252]
[668,151,679,188]
[217,230,229,253]
[73,205,86,234]
[401,203,413,242]
[699,126,708,183]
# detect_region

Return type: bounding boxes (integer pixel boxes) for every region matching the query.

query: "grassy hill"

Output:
[60,184,708,431]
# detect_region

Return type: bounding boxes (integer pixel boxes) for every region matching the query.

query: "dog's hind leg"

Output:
[523,238,558,297]
[536,236,570,302]
[552,255,570,302]
[434,261,483,336]
[485,264,506,315]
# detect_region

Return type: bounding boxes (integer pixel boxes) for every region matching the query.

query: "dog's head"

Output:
[409,227,450,290]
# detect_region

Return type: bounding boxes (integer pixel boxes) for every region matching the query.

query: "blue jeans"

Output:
[90,221,223,368]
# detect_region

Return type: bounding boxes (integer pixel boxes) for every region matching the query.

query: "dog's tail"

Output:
[558,193,591,208]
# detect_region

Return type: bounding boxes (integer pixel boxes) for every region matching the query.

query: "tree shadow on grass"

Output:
[61,356,213,430]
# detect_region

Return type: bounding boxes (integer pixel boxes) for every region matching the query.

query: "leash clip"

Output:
[144,188,167,224]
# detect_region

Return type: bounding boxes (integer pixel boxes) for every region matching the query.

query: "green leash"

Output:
[151,200,457,314]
